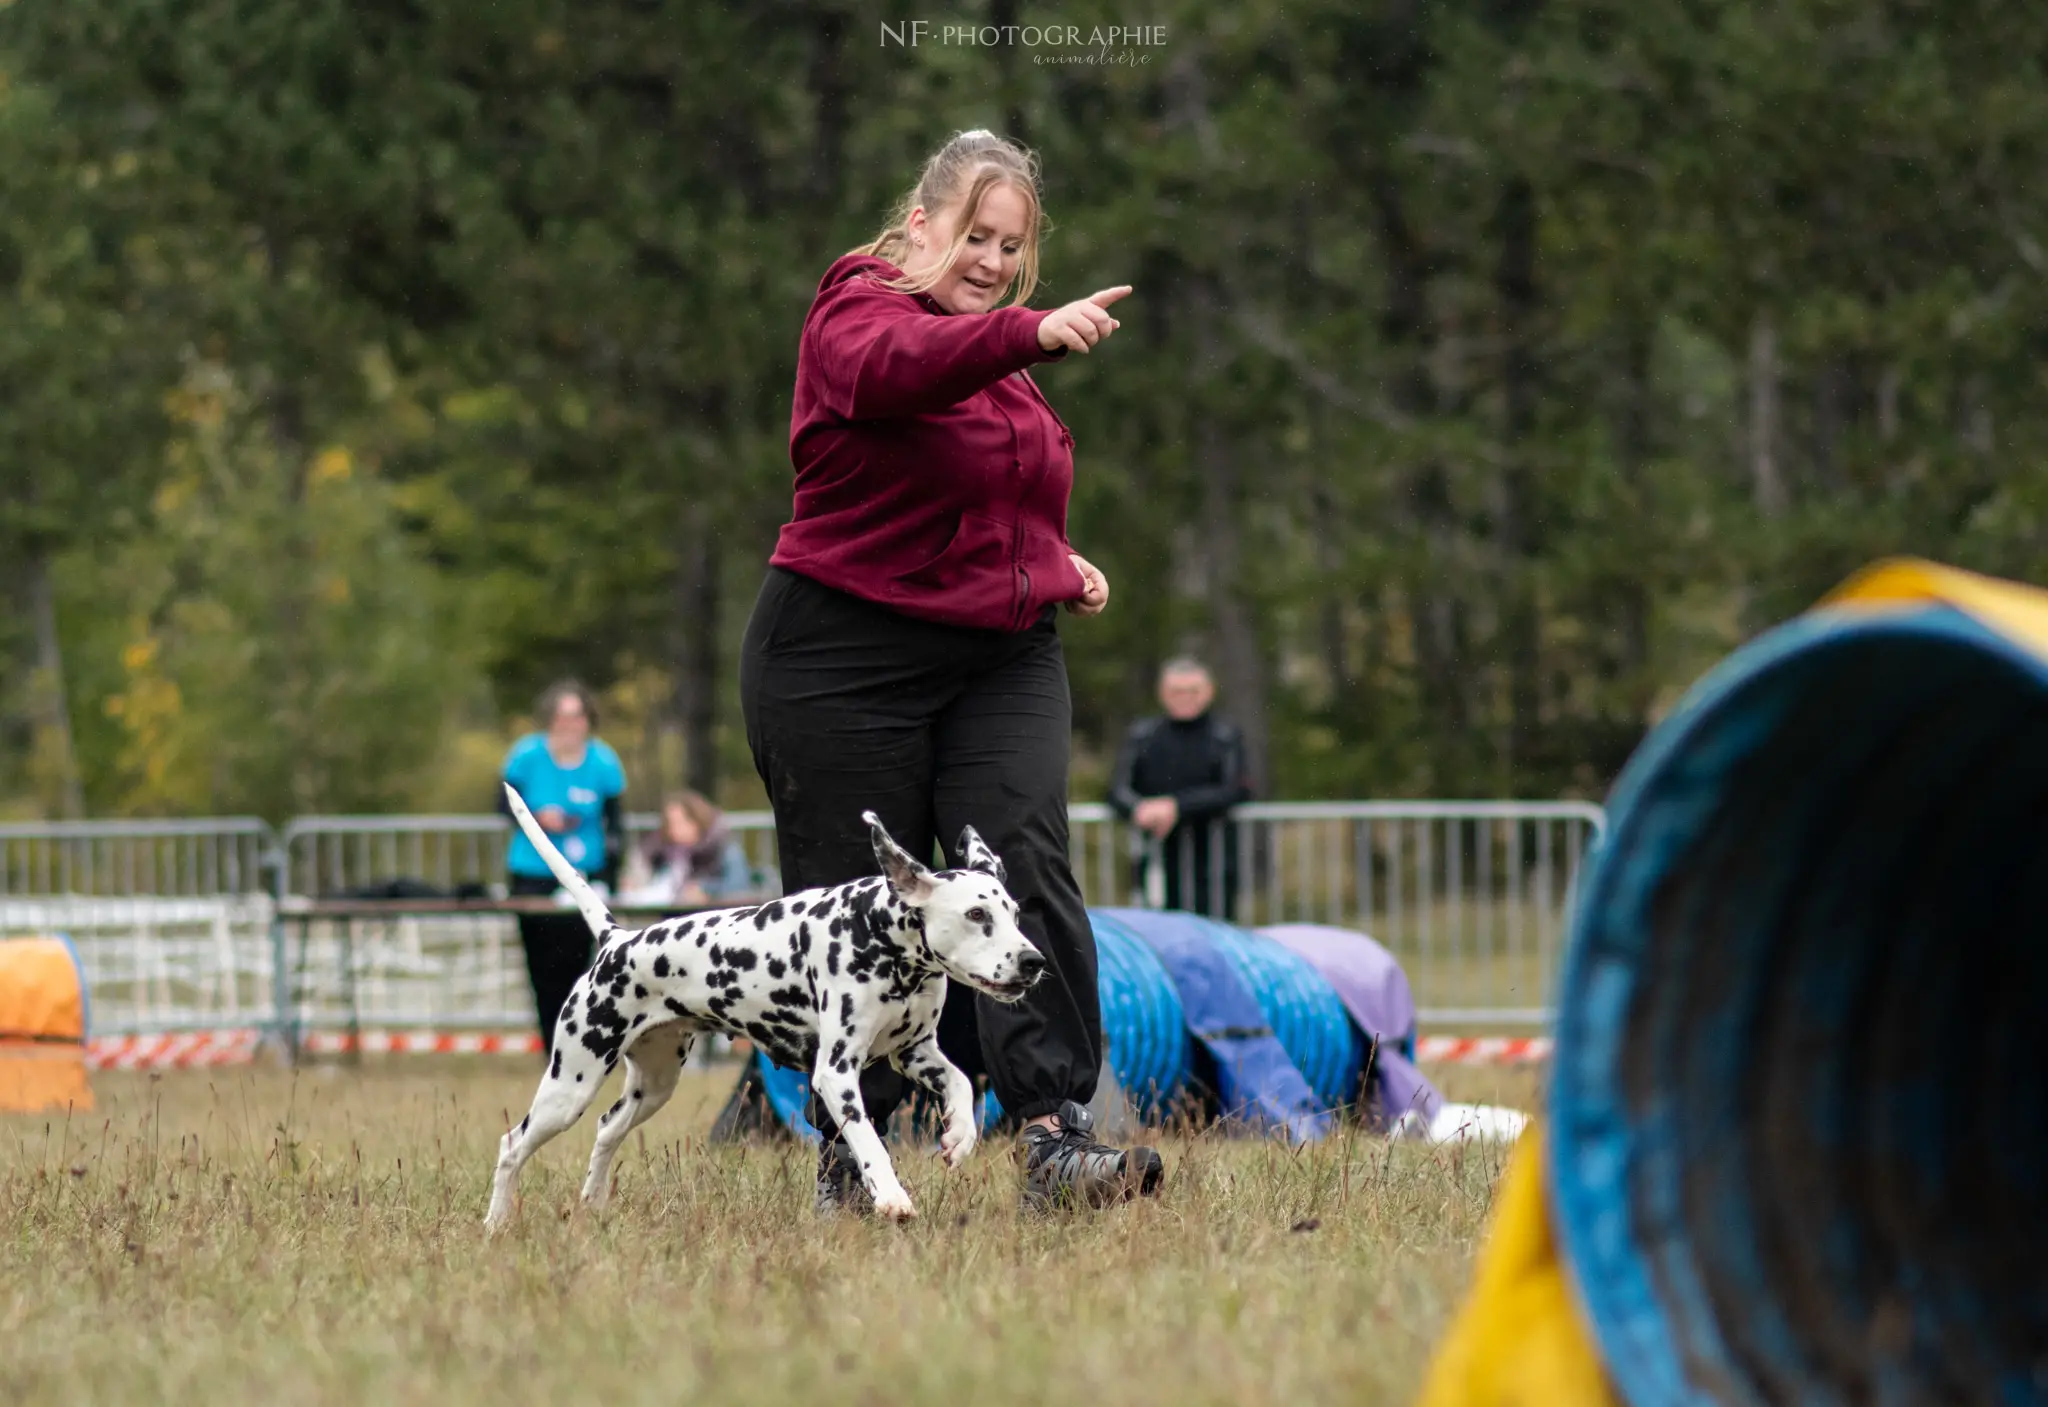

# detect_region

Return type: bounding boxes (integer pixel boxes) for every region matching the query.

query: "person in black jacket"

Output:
[1107,659,1255,917]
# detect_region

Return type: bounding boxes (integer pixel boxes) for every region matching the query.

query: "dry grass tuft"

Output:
[2,1061,1539,1406]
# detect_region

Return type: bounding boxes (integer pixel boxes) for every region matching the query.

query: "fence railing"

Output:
[0,800,1603,1035]
[277,813,786,899]
[0,818,275,898]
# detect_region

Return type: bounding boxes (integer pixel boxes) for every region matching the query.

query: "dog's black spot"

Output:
[575,1073,584,1083]
[706,944,724,966]
[549,1049,562,1079]
[580,996,629,1063]
[827,941,841,976]
[631,1089,642,1101]
[726,948,758,972]
[634,983,648,999]
[517,1114,529,1133]
[652,955,670,978]
[767,984,807,1010]
[564,1020,578,1035]
[829,1039,846,1066]
[767,957,787,980]
[789,900,807,915]
[665,997,691,1017]
[840,993,855,1026]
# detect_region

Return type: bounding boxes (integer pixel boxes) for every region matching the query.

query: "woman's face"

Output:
[549,695,591,751]
[664,804,702,846]
[904,182,1031,316]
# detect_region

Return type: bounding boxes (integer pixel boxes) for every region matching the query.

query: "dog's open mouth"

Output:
[978,977,1035,1002]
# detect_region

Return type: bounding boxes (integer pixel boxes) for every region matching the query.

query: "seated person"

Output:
[635,790,755,905]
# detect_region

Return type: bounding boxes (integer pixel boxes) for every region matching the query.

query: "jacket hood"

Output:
[819,252,911,292]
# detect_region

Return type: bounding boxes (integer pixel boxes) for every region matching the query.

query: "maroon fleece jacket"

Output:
[771,253,1086,632]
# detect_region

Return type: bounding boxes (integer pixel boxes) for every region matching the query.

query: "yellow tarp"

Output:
[1820,555,2048,652]
[1413,1125,1617,1407]
[0,1042,94,1114]
[0,935,93,1114]
[1414,557,2048,1406]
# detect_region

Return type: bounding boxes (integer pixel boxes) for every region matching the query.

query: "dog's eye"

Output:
[966,907,988,923]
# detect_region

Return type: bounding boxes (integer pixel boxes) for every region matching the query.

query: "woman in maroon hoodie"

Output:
[741,129,1166,1215]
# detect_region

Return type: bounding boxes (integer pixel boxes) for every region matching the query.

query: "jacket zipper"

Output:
[1002,374,1069,630]
[1011,477,1032,630]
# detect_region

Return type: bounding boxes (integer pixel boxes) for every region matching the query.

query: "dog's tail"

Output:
[503,782,618,943]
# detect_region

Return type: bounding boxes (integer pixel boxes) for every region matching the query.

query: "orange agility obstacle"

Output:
[0,934,94,1115]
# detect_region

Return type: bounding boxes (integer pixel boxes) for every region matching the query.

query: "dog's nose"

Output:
[1017,950,1047,983]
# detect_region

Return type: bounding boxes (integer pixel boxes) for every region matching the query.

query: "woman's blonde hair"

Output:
[851,129,1048,305]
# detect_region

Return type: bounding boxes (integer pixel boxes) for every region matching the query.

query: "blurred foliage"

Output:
[3,0,2047,819]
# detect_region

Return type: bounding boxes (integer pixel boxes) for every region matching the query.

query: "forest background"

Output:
[4,0,2044,822]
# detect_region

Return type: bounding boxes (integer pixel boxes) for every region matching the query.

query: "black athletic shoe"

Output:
[1019,1100,1167,1211]
[815,1135,874,1217]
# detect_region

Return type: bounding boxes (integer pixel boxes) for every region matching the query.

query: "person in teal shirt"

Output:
[499,679,626,1054]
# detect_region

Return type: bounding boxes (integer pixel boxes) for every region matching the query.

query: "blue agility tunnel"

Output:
[722,907,1447,1146]
[1541,559,2048,1407]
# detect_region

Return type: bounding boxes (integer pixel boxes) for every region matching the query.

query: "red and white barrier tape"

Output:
[85,1029,264,1070]
[1413,1035,1553,1065]
[80,1028,1552,1070]
[300,1030,544,1057]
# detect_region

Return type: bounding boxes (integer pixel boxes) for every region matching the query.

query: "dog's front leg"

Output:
[810,1060,916,1221]
[894,1034,978,1169]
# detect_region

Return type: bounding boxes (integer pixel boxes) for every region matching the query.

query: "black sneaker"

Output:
[1019,1100,1167,1211]
[815,1135,874,1217]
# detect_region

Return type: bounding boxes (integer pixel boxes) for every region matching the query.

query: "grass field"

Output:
[1,1059,1542,1406]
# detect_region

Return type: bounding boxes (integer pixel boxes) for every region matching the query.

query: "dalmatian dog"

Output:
[485,783,1046,1229]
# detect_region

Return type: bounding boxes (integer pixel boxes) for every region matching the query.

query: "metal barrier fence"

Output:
[0,801,1602,1035]
[0,818,275,897]
[0,896,278,1034]
[1092,801,1609,1023]
[281,908,536,1035]
[278,813,786,898]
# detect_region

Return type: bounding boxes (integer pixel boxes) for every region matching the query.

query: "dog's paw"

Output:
[940,1128,977,1169]
[874,1190,918,1222]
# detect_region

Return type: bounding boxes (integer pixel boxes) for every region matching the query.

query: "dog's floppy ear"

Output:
[956,825,1008,886]
[865,810,936,903]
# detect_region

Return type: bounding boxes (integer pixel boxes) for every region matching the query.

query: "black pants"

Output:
[1145,823,1242,918]
[740,566,1100,1136]
[509,871,606,1056]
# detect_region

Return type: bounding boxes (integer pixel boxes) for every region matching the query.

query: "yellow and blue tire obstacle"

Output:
[1421,558,2048,1406]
